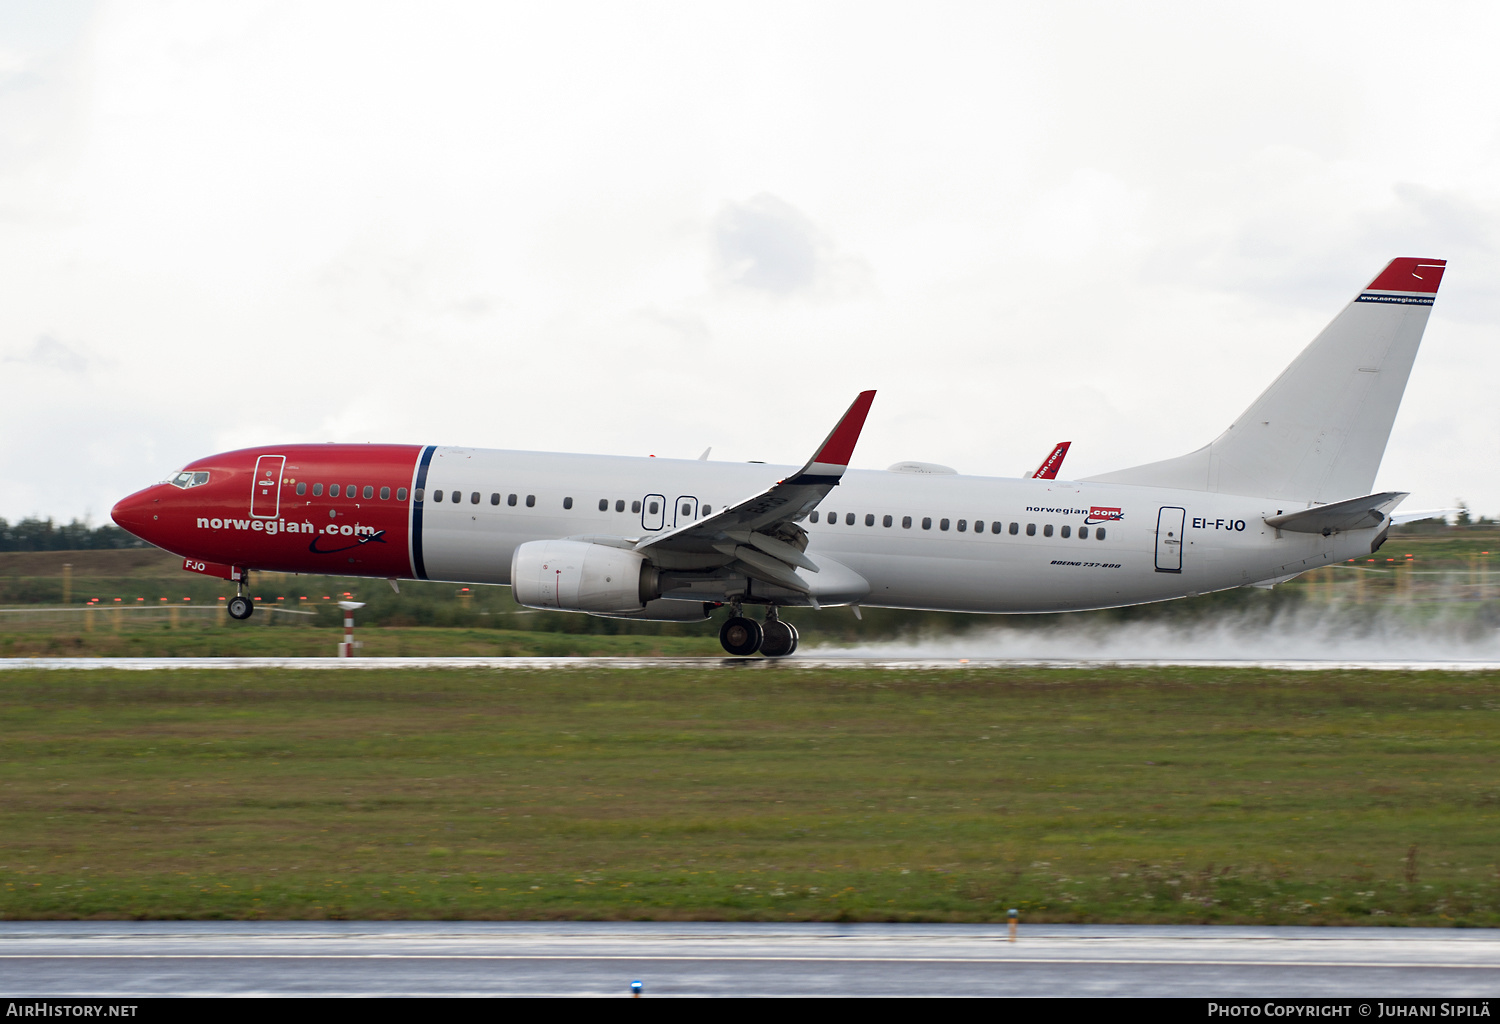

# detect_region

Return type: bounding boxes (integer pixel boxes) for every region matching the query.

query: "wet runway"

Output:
[1,922,1497,997]
[3,656,1499,671]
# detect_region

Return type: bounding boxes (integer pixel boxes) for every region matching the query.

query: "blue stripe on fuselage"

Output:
[410,445,436,580]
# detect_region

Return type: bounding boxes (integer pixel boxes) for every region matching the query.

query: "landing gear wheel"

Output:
[759,619,798,658]
[227,595,253,620]
[719,616,763,656]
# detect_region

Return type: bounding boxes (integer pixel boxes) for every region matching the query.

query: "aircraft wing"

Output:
[634,391,875,593]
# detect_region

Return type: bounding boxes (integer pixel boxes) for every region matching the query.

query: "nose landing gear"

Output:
[718,606,799,658]
[226,574,254,620]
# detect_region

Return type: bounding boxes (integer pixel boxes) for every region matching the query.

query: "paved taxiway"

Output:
[2,922,1497,997]
[4,656,1500,671]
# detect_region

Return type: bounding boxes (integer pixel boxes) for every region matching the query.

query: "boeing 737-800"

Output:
[111,257,1447,656]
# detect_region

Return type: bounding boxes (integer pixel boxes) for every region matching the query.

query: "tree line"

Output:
[0,518,149,551]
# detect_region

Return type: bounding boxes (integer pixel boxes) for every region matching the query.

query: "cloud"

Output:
[4,334,88,373]
[713,193,829,295]
[4,2,1500,522]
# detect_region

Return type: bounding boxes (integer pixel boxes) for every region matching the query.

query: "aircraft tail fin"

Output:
[1083,258,1446,504]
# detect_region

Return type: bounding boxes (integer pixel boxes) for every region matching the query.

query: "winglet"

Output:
[1031,441,1071,480]
[787,391,876,483]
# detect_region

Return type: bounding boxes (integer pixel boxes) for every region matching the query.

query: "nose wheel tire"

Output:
[227,595,254,620]
[759,619,799,658]
[719,616,763,656]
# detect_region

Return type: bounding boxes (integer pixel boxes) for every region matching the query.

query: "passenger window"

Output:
[826,512,836,524]
[648,500,659,514]
[810,511,820,523]
[1061,525,1071,538]
[471,492,480,504]
[508,494,517,506]
[957,519,967,532]
[1043,524,1054,537]
[865,514,874,526]
[330,484,341,498]
[380,486,390,500]
[1026,523,1036,536]
[1009,522,1019,535]
[598,499,608,511]
[1097,528,1107,541]
[940,519,950,531]
[1079,526,1089,539]
[922,517,932,530]
[702,505,711,515]
[564,497,574,509]
[296,482,306,496]
[491,493,500,505]
[397,488,408,501]
[346,485,356,498]
[432,490,441,502]
[616,500,626,512]
[526,495,536,507]
[414,488,424,503]
[883,515,893,527]
[631,500,641,513]
[682,503,691,517]
[845,513,855,526]
[902,516,912,529]
[313,483,323,497]
[364,486,374,499]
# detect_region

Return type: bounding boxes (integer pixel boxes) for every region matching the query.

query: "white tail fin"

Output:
[1085,258,1446,504]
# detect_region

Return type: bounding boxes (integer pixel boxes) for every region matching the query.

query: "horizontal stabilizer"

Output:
[1263,491,1407,534]
[1389,507,1462,525]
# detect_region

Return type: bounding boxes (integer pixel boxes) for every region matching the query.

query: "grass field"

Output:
[0,626,724,659]
[2,665,1497,924]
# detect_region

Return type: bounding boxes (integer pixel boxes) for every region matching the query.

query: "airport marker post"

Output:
[1008,908,1018,943]
[337,600,365,658]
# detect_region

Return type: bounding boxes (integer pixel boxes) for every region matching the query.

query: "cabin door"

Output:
[1154,506,1185,573]
[641,494,666,531]
[251,455,286,519]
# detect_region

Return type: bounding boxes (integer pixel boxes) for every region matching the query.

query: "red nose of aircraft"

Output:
[110,486,165,544]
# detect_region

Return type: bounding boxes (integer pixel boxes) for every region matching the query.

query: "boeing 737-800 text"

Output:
[111,257,1447,656]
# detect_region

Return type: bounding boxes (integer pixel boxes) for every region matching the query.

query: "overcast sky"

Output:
[3,0,1498,524]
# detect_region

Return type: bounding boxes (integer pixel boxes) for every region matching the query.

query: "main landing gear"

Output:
[227,574,253,621]
[718,606,799,658]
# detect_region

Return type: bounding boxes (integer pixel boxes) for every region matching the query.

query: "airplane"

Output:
[112,257,1447,657]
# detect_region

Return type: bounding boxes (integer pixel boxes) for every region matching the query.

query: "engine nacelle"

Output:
[511,539,656,613]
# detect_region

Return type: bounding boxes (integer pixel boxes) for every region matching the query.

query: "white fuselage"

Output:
[416,447,1369,613]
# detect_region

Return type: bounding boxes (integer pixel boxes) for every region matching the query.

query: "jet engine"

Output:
[511,539,659,614]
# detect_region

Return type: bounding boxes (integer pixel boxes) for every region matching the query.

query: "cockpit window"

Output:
[169,471,210,489]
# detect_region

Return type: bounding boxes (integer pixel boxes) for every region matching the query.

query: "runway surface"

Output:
[3,656,1500,671]
[2,922,1497,997]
